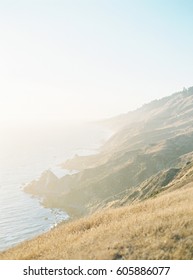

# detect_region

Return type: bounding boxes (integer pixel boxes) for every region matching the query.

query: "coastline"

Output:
[0,123,114,254]
[24,123,115,218]
[1,184,193,260]
[2,91,193,259]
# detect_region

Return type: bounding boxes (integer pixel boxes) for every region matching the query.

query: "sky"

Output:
[0,0,193,123]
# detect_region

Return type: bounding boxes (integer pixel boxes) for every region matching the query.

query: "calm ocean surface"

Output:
[0,122,110,252]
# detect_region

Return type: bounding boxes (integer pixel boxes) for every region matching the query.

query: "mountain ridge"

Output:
[25,87,193,218]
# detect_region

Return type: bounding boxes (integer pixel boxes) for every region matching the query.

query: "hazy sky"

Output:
[0,0,193,123]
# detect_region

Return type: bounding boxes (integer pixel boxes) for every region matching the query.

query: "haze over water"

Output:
[0,122,110,252]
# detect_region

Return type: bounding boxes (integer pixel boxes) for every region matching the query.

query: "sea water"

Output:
[0,121,110,252]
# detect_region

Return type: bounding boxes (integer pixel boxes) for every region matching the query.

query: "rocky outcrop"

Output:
[25,170,59,195]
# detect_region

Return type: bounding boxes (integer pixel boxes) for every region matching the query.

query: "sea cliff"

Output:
[25,87,193,217]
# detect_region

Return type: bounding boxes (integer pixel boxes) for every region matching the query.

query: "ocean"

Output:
[0,121,110,252]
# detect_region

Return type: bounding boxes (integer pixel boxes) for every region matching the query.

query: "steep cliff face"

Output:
[24,87,193,217]
[25,170,59,195]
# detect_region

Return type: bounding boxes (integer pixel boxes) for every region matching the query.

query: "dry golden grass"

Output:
[1,184,193,260]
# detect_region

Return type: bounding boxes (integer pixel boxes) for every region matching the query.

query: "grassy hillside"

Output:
[1,183,193,260]
[6,87,192,260]
[91,154,193,212]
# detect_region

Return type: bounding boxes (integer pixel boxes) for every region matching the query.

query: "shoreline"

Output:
[0,123,114,254]
[1,184,193,259]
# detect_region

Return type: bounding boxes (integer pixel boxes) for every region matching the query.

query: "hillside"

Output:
[24,87,193,217]
[1,183,193,260]
[1,87,193,260]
